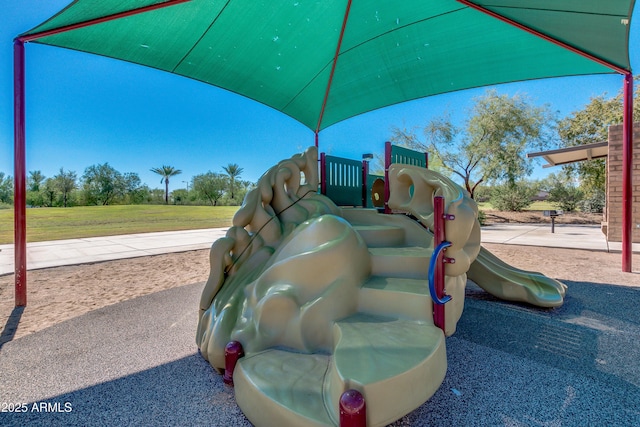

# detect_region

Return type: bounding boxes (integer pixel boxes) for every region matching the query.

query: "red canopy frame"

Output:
[12,1,635,307]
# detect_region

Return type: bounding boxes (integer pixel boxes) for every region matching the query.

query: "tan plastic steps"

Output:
[340,208,432,248]
[359,276,433,321]
[369,246,433,279]
[350,224,406,247]
[234,349,333,427]
[329,313,446,427]
[234,313,447,427]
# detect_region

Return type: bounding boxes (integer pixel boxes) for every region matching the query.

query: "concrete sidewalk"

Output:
[1,224,639,276]
[480,223,640,253]
[0,228,229,275]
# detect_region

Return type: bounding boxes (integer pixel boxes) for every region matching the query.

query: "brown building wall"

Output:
[605,123,640,242]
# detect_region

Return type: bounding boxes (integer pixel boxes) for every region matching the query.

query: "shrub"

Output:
[547,182,584,212]
[578,190,605,213]
[477,209,486,226]
[489,183,535,212]
[472,186,492,202]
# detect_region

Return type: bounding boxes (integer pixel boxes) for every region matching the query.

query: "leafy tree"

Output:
[222,163,244,201]
[150,165,182,204]
[0,172,13,204]
[82,163,125,205]
[28,170,45,192]
[557,81,640,196]
[43,178,57,207]
[147,188,166,204]
[122,172,141,193]
[53,168,77,207]
[547,181,584,212]
[126,184,151,204]
[193,172,227,206]
[390,89,554,198]
[27,170,46,206]
[472,185,492,203]
[171,188,190,205]
[26,190,44,208]
[489,182,535,212]
[578,189,605,214]
[122,172,146,204]
[234,179,254,204]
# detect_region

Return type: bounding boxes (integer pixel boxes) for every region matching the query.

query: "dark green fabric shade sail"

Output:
[19,0,635,132]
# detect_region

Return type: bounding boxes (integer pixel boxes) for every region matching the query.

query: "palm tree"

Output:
[150,165,182,204]
[222,163,244,201]
[53,167,77,207]
[28,170,45,192]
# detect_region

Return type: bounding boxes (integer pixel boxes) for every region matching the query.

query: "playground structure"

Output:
[11,1,634,315]
[196,144,566,426]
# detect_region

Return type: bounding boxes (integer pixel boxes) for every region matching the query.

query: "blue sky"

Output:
[1,1,639,190]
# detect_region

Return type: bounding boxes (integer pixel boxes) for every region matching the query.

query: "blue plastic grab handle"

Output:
[428,241,452,305]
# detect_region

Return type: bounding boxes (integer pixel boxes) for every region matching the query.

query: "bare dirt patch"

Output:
[482,210,601,225]
[0,250,211,344]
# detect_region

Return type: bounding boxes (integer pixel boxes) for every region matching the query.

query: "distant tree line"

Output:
[0,162,253,208]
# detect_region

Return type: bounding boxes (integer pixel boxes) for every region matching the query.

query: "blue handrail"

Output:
[428,241,452,305]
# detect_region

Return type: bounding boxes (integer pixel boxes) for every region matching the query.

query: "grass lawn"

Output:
[0,205,239,244]
[478,200,555,211]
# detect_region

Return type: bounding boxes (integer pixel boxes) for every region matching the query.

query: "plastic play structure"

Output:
[196,144,566,427]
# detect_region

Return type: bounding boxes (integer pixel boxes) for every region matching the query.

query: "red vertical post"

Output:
[223,341,244,386]
[362,159,369,207]
[433,196,446,331]
[339,389,366,427]
[14,39,27,307]
[622,73,633,273]
[384,141,392,214]
[320,152,327,195]
[425,152,429,169]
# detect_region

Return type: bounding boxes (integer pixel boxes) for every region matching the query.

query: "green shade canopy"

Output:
[20,0,635,131]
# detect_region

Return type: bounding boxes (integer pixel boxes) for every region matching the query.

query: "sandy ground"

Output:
[0,250,211,343]
[1,244,639,344]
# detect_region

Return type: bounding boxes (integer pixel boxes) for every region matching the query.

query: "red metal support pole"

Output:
[14,39,27,307]
[362,159,369,207]
[320,152,327,195]
[433,196,446,331]
[425,152,429,169]
[622,73,633,272]
[384,141,392,214]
